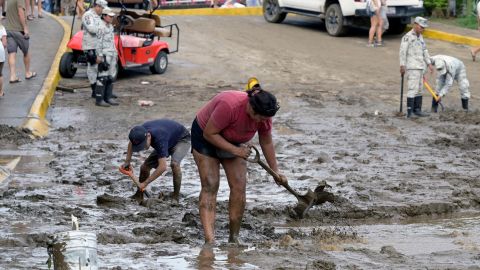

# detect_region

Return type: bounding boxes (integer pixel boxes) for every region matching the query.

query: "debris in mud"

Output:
[278,234,303,249]
[315,152,331,164]
[55,125,76,132]
[182,212,199,227]
[96,193,127,207]
[0,124,33,146]
[311,228,360,251]
[138,100,154,106]
[308,259,336,270]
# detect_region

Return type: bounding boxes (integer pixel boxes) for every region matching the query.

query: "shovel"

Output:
[119,165,151,198]
[247,146,332,218]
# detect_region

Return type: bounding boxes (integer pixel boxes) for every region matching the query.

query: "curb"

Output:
[423,28,480,47]
[20,13,71,138]
[154,6,262,16]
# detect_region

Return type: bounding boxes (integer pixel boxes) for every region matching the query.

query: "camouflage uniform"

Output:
[96,22,117,80]
[431,55,470,112]
[82,8,103,84]
[399,29,432,98]
[94,17,119,106]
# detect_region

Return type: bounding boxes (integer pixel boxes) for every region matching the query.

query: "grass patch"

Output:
[430,15,479,30]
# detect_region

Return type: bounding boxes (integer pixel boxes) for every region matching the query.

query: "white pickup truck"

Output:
[263,0,425,36]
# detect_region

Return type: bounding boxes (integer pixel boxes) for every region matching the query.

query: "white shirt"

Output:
[0,25,6,62]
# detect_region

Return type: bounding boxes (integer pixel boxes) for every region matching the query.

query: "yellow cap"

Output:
[245,77,260,91]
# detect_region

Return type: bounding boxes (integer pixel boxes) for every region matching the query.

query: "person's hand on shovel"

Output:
[118,165,145,192]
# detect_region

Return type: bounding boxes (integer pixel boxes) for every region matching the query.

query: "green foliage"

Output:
[424,0,448,10]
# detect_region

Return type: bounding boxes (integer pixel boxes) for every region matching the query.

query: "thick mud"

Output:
[2,16,480,269]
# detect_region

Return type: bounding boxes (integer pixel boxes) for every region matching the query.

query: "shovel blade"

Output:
[293,189,316,219]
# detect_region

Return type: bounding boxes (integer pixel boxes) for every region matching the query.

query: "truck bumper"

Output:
[355,7,424,18]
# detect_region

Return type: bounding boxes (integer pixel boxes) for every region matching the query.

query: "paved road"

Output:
[0,14,63,127]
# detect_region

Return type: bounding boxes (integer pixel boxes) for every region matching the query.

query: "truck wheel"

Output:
[263,0,286,23]
[387,19,407,35]
[325,4,347,36]
[150,51,168,74]
[59,52,77,78]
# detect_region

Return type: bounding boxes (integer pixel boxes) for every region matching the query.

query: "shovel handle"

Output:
[247,146,301,198]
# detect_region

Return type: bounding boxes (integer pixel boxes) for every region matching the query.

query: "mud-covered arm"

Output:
[259,132,287,185]
[140,157,167,189]
[203,118,250,159]
[123,142,134,168]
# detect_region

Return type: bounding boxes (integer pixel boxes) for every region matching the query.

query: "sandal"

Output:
[27,15,34,20]
[26,71,37,80]
[9,78,21,83]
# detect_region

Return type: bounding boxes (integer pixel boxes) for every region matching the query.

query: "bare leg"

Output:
[24,52,32,77]
[221,157,247,244]
[368,16,378,45]
[37,0,43,17]
[8,53,17,82]
[193,149,220,245]
[171,161,182,202]
[376,13,383,44]
[0,75,3,96]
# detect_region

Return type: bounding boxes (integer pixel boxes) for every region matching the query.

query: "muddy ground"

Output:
[1,15,480,269]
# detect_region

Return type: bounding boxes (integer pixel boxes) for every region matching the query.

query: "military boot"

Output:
[407,97,416,118]
[104,80,119,106]
[462,98,469,112]
[90,83,96,98]
[431,97,439,113]
[95,81,110,107]
[413,96,429,117]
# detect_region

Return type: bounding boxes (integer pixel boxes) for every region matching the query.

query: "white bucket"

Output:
[52,231,98,270]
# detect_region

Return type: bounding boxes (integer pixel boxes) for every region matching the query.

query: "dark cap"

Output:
[249,90,280,117]
[129,126,148,152]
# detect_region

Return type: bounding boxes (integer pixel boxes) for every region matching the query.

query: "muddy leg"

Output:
[131,163,150,202]
[171,161,182,202]
[193,150,220,244]
[222,157,247,244]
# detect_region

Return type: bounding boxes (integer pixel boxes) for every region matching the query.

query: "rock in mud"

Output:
[182,212,198,227]
[96,193,127,207]
[380,245,404,259]
[315,152,331,164]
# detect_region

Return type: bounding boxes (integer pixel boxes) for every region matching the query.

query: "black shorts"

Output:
[191,118,238,159]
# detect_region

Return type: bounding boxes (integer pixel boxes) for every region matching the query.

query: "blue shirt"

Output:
[142,119,188,158]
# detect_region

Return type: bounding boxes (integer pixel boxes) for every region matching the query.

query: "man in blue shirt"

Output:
[122,119,190,202]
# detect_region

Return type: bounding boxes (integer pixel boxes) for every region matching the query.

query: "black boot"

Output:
[407,97,415,118]
[431,97,439,113]
[413,96,429,117]
[95,82,110,107]
[104,80,119,106]
[462,98,469,112]
[90,83,96,98]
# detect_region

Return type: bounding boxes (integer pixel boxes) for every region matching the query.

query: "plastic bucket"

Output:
[52,231,98,270]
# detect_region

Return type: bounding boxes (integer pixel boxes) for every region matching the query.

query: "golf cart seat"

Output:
[125,10,162,27]
[120,16,172,39]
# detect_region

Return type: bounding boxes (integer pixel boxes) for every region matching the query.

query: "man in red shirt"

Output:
[191,87,287,245]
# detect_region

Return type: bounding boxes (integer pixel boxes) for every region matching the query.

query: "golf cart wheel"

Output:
[263,0,286,23]
[150,51,168,74]
[325,4,347,37]
[59,52,77,78]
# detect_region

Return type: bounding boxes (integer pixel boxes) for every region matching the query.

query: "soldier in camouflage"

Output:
[431,55,470,112]
[94,7,119,107]
[81,0,108,98]
[399,16,434,118]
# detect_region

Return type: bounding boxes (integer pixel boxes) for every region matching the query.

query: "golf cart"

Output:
[59,0,179,80]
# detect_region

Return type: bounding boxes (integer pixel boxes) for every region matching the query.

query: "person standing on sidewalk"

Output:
[81,0,107,99]
[0,23,6,97]
[470,0,480,61]
[6,0,37,84]
[399,16,434,118]
[430,55,470,112]
[93,7,118,106]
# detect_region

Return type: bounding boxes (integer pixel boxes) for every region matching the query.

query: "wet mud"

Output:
[2,16,480,269]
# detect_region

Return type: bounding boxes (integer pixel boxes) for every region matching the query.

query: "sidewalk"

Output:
[0,14,63,127]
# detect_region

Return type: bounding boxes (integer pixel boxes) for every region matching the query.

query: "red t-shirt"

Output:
[196,91,272,143]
